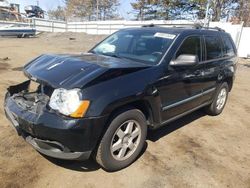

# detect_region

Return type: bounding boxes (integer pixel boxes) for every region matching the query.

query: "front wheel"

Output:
[95,109,147,171]
[204,82,229,116]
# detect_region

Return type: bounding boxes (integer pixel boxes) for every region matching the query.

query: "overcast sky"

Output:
[8,0,136,19]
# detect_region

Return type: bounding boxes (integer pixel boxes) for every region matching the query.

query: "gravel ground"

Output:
[0,33,250,188]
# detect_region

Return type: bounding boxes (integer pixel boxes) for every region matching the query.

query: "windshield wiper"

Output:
[100,52,123,59]
[89,50,97,54]
[106,54,121,58]
[90,51,121,59]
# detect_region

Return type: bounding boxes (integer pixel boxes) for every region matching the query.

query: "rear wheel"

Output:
[95,109,147,171]
[205,82,229,116]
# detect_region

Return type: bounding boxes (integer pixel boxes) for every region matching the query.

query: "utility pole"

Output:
[96,0,99,20]
[204,0,211,27]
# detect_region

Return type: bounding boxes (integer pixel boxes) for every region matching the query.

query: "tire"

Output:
[204,82,229,116]
[95,108,147,171]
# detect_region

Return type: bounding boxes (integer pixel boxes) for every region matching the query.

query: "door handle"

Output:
[183,70,204,79]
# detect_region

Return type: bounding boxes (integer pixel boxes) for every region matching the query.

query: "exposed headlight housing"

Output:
[49,88,90,118]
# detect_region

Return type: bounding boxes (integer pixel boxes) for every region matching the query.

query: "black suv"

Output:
[4,26,237,171]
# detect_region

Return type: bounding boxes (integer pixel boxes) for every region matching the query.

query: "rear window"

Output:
[205,35,223,60]
[222,36,236,57]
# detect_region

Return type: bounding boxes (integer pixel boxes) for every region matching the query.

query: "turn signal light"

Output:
[70,100,90,118]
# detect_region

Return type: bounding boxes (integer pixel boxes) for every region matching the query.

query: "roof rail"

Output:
[142,24,155,27]
[141,23,203,29]
[205,27,225,32]
[141,23,225,32]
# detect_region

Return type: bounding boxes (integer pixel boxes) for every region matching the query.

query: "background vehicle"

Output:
[4,26,237,171]
[24,5,44,18]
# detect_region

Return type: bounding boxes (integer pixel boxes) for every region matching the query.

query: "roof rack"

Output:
[141,23,203,29]
[142,24,155,27]
[204,26,225,32]
[141,23,225,32]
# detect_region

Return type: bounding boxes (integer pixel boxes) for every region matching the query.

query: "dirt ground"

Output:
[0,33,250,188]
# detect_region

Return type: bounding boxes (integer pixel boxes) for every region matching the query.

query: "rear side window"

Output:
[176,36,201,61]
[205,35,223,60]
[222,36,236,57]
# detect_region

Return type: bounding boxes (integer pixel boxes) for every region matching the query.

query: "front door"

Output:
[157,35,206,122]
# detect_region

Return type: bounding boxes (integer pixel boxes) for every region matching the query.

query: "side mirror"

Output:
[170,54,198,67]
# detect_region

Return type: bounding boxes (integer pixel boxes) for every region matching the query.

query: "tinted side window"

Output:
[176,36,201,61]
[222,36,235,57]
[205,35,223,60]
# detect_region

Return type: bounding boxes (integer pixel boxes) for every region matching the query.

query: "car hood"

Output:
[24,53,150,89]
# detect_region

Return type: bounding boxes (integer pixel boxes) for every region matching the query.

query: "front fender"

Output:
[82,67,162,121]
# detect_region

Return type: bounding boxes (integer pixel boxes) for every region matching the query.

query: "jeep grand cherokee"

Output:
[4,26,237,171]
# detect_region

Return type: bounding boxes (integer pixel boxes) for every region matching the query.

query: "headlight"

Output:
[49,88,90,118]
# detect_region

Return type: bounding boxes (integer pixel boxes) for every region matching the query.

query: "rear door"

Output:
[201,34,227,103]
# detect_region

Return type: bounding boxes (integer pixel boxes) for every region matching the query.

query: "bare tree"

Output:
[65,0,120,21]
[98,0,120,20]
[131,0,244,22]
[48,6,66,21]
[234,0,250,26]
[66,0,94,21]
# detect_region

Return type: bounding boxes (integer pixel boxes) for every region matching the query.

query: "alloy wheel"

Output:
[110,120,142,161]
[216,88,227,110]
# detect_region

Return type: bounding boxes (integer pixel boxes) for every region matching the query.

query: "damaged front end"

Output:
[8,80,51,113]
[4,80,52,135]
[4,79,107,160]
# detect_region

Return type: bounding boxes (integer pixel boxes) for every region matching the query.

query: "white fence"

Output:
[238,27,250,58]
[0,18,249,58]
[32,19,196,34]
[67,20,196,34]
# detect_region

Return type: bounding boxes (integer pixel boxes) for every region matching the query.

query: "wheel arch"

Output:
[223,76,233,92]
[105,99,154,128]
[92,99,154,155]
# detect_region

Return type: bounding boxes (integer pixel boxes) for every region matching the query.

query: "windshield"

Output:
[91,29,176,65]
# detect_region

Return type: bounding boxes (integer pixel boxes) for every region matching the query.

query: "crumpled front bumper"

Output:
[4,81,108,160]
